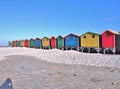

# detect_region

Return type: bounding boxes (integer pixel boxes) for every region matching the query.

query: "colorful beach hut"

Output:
[64,34,80,50]
[20,40,24,47]
[8,41,12,47]
[12,41,16,47]
[42,37,50,49]
[29,39,35,48]
[35,38,41,48]
[50,36,57,48]
[102,30,120,54]
[57,35,64,49]
[16,40,20,47]
[80,32,101,53]
[24,39,29,47]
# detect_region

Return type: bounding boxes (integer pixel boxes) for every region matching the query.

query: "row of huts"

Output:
[9,30,120,54]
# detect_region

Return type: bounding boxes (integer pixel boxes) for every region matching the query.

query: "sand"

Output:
[0,47,120,89]
[0,55,120,89]
[0,47,120,67]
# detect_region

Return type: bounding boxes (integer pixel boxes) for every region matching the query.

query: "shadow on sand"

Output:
[0,78,13,89]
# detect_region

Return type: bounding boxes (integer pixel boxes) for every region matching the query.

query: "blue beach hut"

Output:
[35,38,41,48]
[8,41,12,47]
[64,33,80,50]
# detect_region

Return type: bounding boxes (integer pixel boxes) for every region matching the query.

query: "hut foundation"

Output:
[103,48,116,54]
[77,47,79,51]
[81,47,84,52]
[88,48,90,53]
[95,47,102,53]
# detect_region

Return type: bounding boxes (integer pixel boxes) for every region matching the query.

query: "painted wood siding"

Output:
[30,39,35,47]
[24,40,29,47]
[65,35,79,47]
[57,36,64,47]
[102,31,114,48]
[50,37,56,48]
[115,34,120,48]
[12,41,16,47]
[42,37,50,47]
[81,33,99,48]
[20,40,24,47]
[35,39,41,48]
[12,42,14,47]
[9,42,12,47]
[16,41,20,47]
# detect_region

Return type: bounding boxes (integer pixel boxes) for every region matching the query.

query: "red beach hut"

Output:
[50,36,57,48]
[102,30,120,54]
[24,39,29,47]
[12,41,16,47]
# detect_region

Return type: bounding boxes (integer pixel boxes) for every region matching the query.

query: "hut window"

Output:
[92,35,95,38]
[106,33,110,37]
[83,36,86,39]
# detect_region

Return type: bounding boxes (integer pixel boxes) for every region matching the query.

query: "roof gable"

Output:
[64,33,79,38]
[21,40,24,42]
[51,36,56,39]
[102,30,120,35]
[42,37,49,41]
[81,32,100,36]
[42,37,49,40]
[57,35,64,39]
[35,38,41,40]
[30,38,35,41]
[25,39,29,41]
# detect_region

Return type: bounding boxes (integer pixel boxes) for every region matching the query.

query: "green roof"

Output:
[81,32,100,36]
[57,35,64,38]
[42,37,49,39]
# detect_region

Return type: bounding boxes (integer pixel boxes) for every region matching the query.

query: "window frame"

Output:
[92,35,95,38]
[106,33,110,37]
[83,35,86,39]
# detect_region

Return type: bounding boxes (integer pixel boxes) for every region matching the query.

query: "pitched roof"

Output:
[103,29,120,34]
[35,38,41,40]
[57,35,64,38]
[25,39,29,41]
[30,38,35,40]
[81,32,100,36]
[42,37,49,39]
[21,40,24,41]
[51,36,56,39]
[64,33,80,38]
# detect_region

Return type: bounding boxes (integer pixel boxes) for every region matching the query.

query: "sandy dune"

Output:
[0,47,120,67]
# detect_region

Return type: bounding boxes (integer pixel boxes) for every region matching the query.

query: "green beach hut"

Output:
[29,39,35,48]
[16,40,20,47]
[57,35,64,49]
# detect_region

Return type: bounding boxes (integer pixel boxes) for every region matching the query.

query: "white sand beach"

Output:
[0,47,120,67]
[0,47,120,89]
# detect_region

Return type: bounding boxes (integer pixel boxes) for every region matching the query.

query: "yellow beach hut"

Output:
[80,32,101,53]
[41,37,50,49]
[20,40,24,47]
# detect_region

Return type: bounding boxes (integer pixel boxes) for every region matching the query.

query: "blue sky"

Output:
[0,0,120,46]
